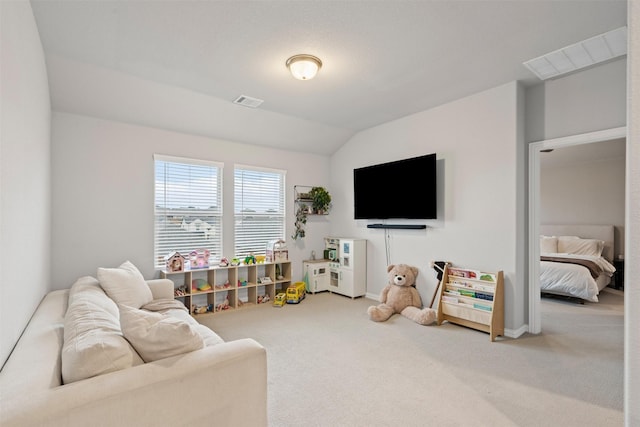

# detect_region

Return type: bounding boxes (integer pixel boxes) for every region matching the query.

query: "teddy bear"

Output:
[367,263,436,325]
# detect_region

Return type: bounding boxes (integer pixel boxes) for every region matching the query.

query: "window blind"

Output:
[234,165,286,258]
[154,155,223,269]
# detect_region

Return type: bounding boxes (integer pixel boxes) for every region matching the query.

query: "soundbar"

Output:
[367,224,427,230]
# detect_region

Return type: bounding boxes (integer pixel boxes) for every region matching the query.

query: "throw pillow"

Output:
[119,305,204,362]
[97,260,153,309]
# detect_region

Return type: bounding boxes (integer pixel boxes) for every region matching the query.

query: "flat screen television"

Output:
[354,153,437,220]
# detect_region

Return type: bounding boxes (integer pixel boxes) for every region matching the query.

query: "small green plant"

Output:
[309,186,331,214]
[292,205,308,240]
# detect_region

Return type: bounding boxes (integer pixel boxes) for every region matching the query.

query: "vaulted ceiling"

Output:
[30,0,627,155]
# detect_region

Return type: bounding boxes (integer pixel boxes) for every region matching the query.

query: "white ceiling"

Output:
[30,0,627,155]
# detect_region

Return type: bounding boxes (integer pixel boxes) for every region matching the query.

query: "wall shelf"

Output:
[294,185,328,215]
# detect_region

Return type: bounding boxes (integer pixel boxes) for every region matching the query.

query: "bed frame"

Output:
[540,224,615,262]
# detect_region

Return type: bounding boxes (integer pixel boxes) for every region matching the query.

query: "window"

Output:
[154,155,223,269]
[234,165,286,258]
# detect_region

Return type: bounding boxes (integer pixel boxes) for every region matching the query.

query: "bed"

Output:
[539,224,616,302]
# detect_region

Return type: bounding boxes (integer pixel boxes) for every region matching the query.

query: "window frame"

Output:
[233,163,286,258]
[153,154,223,270]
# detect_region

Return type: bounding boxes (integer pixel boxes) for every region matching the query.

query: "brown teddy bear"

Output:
[367,264,436,325]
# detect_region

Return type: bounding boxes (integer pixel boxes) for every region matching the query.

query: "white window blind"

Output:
[234,165,285,258]
[154,155,223,269]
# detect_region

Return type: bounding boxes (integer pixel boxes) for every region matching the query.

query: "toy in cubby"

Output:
[216,296,230,312]
[174,285,187,297]
[257,294,270,304]
[191,303,215,315]
[192,278,212,292]
[214,280,232,290]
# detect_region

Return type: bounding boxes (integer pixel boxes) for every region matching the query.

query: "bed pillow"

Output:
[97,260,153,309]
[558,237,604,257]
[540,236,558,253]
[119,305,204,362]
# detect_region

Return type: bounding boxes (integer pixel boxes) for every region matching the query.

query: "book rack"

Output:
[436,266,504,341]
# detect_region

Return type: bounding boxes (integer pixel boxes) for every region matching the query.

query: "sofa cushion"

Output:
[97,260,153,309]
[119,305,205,362]
[62,276,144,384]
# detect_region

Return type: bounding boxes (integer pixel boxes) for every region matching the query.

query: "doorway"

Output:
[527,126,626,333]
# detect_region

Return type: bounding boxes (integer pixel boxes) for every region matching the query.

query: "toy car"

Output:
[273,293,286,307]
[286,281,306,304]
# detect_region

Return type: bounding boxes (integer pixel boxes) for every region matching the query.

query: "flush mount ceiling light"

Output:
[286,54,322,80]
[524,26,627,81]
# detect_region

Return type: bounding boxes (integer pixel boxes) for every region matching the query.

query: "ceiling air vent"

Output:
[233,95,264,108]
[523,26,627,81]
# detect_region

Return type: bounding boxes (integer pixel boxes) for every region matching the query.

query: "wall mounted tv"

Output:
[354,153,437,220]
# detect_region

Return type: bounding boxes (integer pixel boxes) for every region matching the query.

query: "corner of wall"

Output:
[0,0,52,368]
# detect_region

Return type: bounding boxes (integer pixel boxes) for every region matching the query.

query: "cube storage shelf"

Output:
[161,261,291,317]
[436,266,504,342]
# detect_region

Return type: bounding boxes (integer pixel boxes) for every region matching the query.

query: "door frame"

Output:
[527,126,627,333]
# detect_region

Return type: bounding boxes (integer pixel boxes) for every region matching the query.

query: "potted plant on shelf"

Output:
[309,186,331,214]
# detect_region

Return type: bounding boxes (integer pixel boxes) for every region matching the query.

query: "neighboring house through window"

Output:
[234,164,286,258]
[154,154,223,269]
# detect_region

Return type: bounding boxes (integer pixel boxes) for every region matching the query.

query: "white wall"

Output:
[51,112,331,290]
[541,155,626,257]
[546,59,627,139]
[526,58,627,143]
[0,1,51,367]
[330,82,526,333]
[625,1,639,423]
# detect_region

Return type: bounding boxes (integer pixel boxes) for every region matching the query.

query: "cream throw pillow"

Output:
[62,276,144,384]
[119,305,205,362]
[98,260,153,309]
[166,307,225,347]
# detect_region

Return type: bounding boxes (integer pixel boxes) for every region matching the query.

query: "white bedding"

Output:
[540,253,616,302]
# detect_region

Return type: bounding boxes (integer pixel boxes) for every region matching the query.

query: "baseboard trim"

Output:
[365,292,378,301]
[505,324,528,339]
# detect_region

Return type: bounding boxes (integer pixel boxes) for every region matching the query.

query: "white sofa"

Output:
[0,270,267,426]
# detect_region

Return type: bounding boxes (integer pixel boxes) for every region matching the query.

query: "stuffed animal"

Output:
[367,264,436,325]
[216,297,230,312]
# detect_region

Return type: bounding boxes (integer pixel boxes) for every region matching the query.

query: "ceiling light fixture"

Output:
[286,54,322,80]
[523,26,627,81]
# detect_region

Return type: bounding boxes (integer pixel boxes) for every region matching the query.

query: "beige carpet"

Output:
[198,288,623,427]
